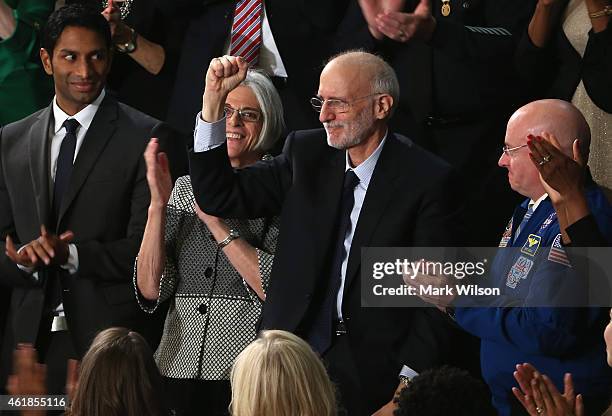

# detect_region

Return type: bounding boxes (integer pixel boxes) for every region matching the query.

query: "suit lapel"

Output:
[312,148,345,279]
[344,135,403,290]
[28,105,53,227]
[57,96,118,227]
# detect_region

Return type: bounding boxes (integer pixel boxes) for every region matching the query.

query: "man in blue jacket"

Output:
[411,99,612,416]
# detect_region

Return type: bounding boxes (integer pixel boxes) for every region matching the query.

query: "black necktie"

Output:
[307,169,360,354]
[52,119,79,224]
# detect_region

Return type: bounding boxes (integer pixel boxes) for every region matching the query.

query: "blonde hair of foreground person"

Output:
[66,327,166,416]
[230,330,336,416]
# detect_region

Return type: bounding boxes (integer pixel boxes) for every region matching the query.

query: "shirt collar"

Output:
[344,131,388,189]
[53,89,106,134]
[529,193,548,212]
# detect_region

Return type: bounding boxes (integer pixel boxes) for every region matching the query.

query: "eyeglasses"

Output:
[310,93,382,113]
[224,105,262,123]
[501,143,528,157]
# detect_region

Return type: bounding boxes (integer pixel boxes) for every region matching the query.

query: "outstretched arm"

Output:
[190,56,291,220]
[136,138,173,300]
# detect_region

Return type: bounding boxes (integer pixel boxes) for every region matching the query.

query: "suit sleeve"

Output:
[399,165,466,370]
[74,135,150,283]
[188,132,294,220]
[566,215,607,247]
[0,128,37,287]
[413,167,465,245]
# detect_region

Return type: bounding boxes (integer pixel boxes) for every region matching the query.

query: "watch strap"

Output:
[218,229,240,248]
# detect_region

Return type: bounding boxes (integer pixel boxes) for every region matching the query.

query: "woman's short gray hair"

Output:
[241,69,285,153]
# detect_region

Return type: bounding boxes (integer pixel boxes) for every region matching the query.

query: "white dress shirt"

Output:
[224,3,288,78]
[336,135,387,320]
[49,89,106,274]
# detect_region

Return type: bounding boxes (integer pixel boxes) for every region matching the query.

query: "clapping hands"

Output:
[358,0,436,42]
[512,363,584,416]
[5,225,73,269]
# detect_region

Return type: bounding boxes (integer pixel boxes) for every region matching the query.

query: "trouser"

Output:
[163,377,231,416]
[324,333,365,416]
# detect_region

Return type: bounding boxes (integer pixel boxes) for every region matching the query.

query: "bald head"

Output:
[324,51,400,116]
[499,99,591,200]
[508,99,591,158]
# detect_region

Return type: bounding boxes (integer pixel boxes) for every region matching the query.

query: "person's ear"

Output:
[375,94,394,120]
[40,48,53,75]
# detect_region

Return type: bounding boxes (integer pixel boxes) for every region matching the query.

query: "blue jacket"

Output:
[455,185,612,416]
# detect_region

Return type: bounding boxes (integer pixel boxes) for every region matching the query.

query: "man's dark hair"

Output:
[394,366,497,416]
[41,3,111,54]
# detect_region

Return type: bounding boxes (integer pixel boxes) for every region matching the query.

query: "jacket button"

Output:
[197,303,207,315]
[204,267,213,278]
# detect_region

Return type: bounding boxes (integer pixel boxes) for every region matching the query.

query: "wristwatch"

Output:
[115,27,138,53]
[218,229,240,248]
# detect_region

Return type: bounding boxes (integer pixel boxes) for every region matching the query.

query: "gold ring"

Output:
[536,406,545,414]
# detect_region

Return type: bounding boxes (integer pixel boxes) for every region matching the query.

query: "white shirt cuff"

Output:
[399,365,419,380]
[60,243,79,275]
[16,246,36,275]
[193,112,226,153]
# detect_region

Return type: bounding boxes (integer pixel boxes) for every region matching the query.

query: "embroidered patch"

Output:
[499,217,513,248]
[548,234,571,267]
[520,234,541,257]
[540,212,556,231]
[506,256,534,289]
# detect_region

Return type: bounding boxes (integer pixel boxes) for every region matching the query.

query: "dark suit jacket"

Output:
[189,129,465,412]
[0,95,167,363]
[162,0,351,134]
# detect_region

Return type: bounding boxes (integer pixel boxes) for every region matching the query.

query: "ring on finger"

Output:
[535,406,545,415]
[542,154,552,162]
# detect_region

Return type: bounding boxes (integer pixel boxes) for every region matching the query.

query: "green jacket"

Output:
[0,0,54,125]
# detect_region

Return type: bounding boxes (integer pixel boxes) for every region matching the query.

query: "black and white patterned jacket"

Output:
[134,175,278,380]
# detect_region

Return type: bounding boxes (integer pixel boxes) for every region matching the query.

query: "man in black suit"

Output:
[188,52,464,415]
[0,4,166,393]
[337,0,535,245]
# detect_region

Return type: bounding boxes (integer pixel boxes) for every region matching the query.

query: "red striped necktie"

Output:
[229,0,263,66]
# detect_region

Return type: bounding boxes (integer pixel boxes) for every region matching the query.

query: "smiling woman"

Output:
[134,65,284,416]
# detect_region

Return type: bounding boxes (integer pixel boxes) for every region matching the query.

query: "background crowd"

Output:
[0,0,611,415]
